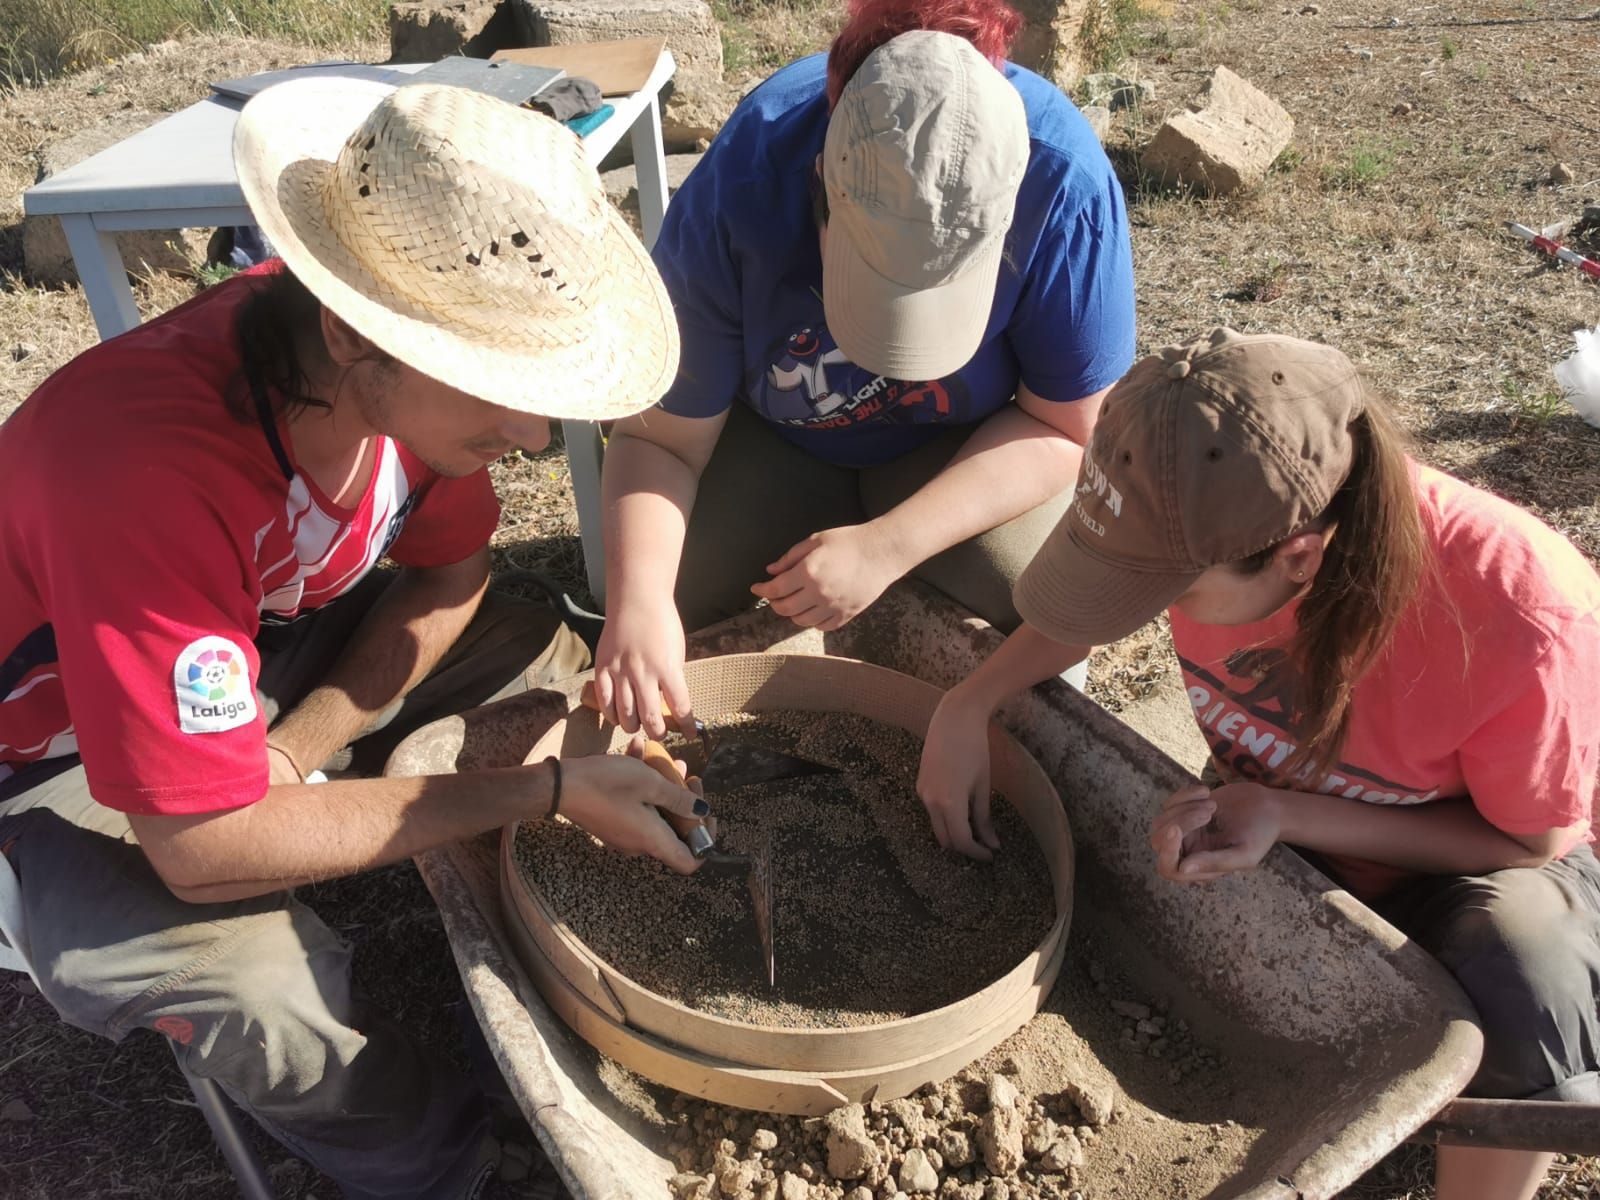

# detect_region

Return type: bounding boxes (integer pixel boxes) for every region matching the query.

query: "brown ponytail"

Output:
[1237,396,1430,781]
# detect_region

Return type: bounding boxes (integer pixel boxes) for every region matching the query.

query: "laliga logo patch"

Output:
[173,636,258,734]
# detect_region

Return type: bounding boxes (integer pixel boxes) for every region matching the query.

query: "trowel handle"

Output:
[630,731,718,859]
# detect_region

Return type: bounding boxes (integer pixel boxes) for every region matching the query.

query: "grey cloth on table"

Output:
[529,77,603,123]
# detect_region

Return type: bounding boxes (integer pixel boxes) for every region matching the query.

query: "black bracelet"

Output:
[544,756,562,820]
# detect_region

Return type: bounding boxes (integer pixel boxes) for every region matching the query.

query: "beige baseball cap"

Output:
[1015,329,1368,646]
[822,30,1030,381]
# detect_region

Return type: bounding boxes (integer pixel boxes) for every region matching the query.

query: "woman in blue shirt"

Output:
[593,0,1136,737]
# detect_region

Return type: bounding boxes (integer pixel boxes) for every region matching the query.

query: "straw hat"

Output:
[233,78,679,420]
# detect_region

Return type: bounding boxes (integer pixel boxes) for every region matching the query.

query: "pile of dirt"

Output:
[513,710,1055,1027]
[648,943,1265,1200]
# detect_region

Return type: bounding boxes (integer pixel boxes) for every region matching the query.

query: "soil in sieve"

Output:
[512,709,1057,1028]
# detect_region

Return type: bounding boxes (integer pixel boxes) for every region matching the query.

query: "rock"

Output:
[1391,100,1414,116]
[824,1104,880,1181]
[898,1148,940,1195]
[1008,0,1097,89]
[936,1129,974,1169]
[671,1173,714,1199]
[1082,73,1153,112]
[1551,162,1576,185]
[982,1183,1010,1200]
[1023,1117,1058,1159]
[715,1154,758,1198]
[661,82,735,151]
[1136,1019,1162,1036]
[846,1190,874,1200]
[24,112,209,287]
[986,1073,1021,1112]
[2,1098,35,1123]
[779,1172,809,1200]
[10,342,38,363]
[1064,1080,1116,1127]
[751,1129,780,1154]
[1299,3,1318,12]
[511,0,726,148]
[755,1182,778,1200]
[1141,66,1295,195]
[1081,105,1112,143]
[388,0,518,60]
[978,1103,1026,1176]
[885,1097,934,1145]
[922,1094,944,1118]
[1038,1136,1085,1174]
[1108,1000,1151,1021]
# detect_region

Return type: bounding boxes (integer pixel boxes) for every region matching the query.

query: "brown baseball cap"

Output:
[822,30,1030,381]
[1014,328,1367,647]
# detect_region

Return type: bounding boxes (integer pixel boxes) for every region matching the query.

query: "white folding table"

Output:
[23,50,678,603]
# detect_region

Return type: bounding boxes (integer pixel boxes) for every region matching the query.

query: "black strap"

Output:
[252,377,295,482]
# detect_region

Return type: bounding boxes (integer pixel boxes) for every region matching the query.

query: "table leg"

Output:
[630,94,669,251]
[571,96,668,605]
[562,419,609,608]
[59,215,141,341]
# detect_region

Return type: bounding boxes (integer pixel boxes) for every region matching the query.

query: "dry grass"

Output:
[713,0,843,80]
[4,0,1600,1195]
[0,0,386,86]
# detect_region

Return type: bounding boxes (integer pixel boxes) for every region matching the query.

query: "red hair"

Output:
[826,0,1023,111]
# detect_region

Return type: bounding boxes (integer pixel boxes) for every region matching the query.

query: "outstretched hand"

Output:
[750,524,906,632]
[915,692,1001,861]
[1150,782,1283,883]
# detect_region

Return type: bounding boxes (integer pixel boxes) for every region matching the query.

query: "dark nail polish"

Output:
[692,798,710,817]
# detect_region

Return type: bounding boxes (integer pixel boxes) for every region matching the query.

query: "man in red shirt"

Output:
[0,79,699,1197]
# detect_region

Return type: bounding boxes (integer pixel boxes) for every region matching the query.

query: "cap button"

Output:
[1159,344,1187,363]
[1167,360,1191,379]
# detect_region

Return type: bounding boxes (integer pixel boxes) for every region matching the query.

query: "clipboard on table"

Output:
[491,37,665,97]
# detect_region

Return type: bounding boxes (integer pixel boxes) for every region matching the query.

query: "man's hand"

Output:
[592,597,693,740]
[916,691,1001,860]
[1150,782,1284,884]
[559,746,706,874]
[750,523,905,632]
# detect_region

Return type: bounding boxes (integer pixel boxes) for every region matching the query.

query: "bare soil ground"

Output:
[3,0,1600,1194]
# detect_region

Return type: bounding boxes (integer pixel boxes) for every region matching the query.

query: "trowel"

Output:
[578,682,837,986]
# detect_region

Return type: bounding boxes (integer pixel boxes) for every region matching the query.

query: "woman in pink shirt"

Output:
[919,328,1600,1200]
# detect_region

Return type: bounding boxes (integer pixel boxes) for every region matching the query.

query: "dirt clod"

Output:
[825,1105,879,1180]
[899,1148,940,1193]
[978,1102,1026,1177]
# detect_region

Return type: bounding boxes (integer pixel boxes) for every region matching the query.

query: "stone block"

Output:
[1141,66,1294,195]
[510,0,726,149]
[1009,0,1096,89]
[23,111,209,287]
[512,0,721,82]
[388,0,522,61]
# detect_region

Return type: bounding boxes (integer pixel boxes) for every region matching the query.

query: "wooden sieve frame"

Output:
[498,654,1073,1113]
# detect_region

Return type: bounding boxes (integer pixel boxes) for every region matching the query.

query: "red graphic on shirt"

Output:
[153,1015,196,1045]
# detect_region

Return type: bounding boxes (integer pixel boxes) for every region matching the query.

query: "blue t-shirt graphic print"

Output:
[651,53,1136,469]
[754,324,975,431]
